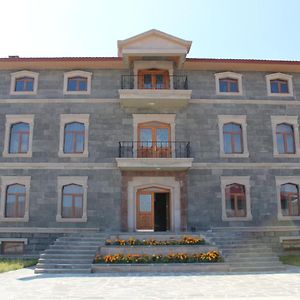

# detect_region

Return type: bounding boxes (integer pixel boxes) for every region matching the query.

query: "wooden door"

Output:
[136,191,154,230]
[138,70,170,89]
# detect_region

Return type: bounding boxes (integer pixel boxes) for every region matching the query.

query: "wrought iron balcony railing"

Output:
[118,141,191,158]
[120,75,188,90]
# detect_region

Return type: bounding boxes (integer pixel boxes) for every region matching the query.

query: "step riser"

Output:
[35,269,91,274]
[37,264,91,269]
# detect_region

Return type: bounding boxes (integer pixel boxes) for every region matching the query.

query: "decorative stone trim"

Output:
[220,176,252,221]
[63,70,92,95]
[58,114,89,158]
[3,115,35,158]
[0,238,28,245]
[217,115,249,158]
[275,176,300,220]
[266,73,293,97]
[214,71,243,96]
[10,70,39,95]
[271,116,300,157]
[0,176,31,222]
[56,176,88,223]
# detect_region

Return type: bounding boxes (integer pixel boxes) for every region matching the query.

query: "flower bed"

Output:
[105,236,205,246]
[94,251,221,264]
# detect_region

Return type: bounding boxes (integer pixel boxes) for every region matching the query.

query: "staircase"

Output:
[206,230,286,272]
[35,233,106,274]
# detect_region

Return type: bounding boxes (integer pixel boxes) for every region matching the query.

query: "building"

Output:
[0,29,300,256]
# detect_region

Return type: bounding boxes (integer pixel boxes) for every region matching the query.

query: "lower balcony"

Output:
[116,141,193,171]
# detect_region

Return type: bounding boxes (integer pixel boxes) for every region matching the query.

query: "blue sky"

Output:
[1,0,299,60]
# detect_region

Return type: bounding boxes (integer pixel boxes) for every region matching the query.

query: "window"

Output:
[218,115,249,158]
[266,73,293,97]
[225,184,246,218]
[0,176,31,222]
[138,69,169,89]
[276,177,300,220]
[59,115,89,157]
[276,124,295,154]
[10,70,39,95]
[9,122,30,154]
[57,177,88,222]
[223,123,243,154]
[3,115,34,158]
[221,177,252,221]
[64,122,85,154]
[63,70,92,95]
[62,184,83,218]
[1,242,24,255]
[271,116,299,157]
[215,72,243,95]
[67,77,88,92]
[219,78,239,93]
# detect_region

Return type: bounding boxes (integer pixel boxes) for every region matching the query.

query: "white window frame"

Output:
[218,115,249,158]
[271,116,300,157]
[10,70,39,95]
[266,73,293,97]
[56,176,88,223]
[275,177,300,221]
[220,176,252,221]
[63,70,92,95]
[58,114,89,158]
[0,176,31,222]
[3,115,34,158]
[215,71,243,96]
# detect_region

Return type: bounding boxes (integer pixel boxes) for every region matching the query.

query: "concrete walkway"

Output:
[1,268,300,300]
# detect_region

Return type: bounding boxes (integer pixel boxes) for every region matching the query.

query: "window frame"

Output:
[276,177,300,220]
[218,115,249,158]
[266,73,293,97]
[220,176,252,221]
[215,72,243,96]
[63,70,92,95]
[271,116,300,157]
[58,114,89,158]
[3,115,34,158]
[56,176,88,222]
[0,176,31,222]
[10,70,39,95]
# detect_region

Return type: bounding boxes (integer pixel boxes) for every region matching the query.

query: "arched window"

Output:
[280,183,299,216]
[5,184,26,218]
[62,184,83,218]
[225,183,246,218]
[15,77,34,92]
[67,76,88,91]
[219,78,238,93]
[63,122,85,153]
[223,123,243,154]
[9,122,30,154]
[270,79,288,94]
[276,123,295,154]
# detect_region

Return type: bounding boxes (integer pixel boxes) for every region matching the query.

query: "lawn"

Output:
[279,255,300,266]
[0,259,37,273]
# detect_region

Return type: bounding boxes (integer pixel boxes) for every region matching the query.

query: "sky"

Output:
[0,0,299,60]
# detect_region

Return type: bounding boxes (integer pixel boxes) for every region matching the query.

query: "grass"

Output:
[0,259,37,273]
[279,255,300,266]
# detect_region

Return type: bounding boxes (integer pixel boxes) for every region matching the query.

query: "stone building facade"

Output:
[0,29,300,255]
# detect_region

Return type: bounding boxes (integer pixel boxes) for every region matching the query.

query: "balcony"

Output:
[116,141,193,171]
[118,75,192,109]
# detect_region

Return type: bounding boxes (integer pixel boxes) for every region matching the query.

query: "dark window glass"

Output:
[67,77,87,91]
[15,77,34,92]
[62,184,83,218]
[223,123,243,154]
[63,122,85,153]
[270,79,289,94]
[225,183,246,218]
[9,122,30,154]
[5,184,26,218]
[1,242,24,255]
[143,74,152,89]
[280,183,299,216]
[276,123,295,154]
[219,78,238,93]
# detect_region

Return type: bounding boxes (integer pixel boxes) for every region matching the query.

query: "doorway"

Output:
[136,187,170,231]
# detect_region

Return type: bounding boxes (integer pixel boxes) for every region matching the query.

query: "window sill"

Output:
[278,215,300,221]
[58,151,89,158]
[267,93,294,97]
[216,91,243,96]
[274,153,300,158]
[222,216,252,221]
[63,91,90,95]
[0,216,29,222]
[2,151,32,158]
[220,152,249,158]
[56,215,87,223]
[10,91,37,96]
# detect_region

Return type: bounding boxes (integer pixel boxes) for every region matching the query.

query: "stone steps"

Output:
[38,258,92,264]
[36,263,92,269]
[35,268,91,274]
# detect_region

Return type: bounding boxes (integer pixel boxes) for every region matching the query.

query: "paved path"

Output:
[1,268,300,300]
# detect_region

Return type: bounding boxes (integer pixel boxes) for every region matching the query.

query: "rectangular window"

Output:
[1,242,24,255]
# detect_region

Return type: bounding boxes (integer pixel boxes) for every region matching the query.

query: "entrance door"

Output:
[138,122,171,158]
[138,69,170,89]
[136,187,170,231]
